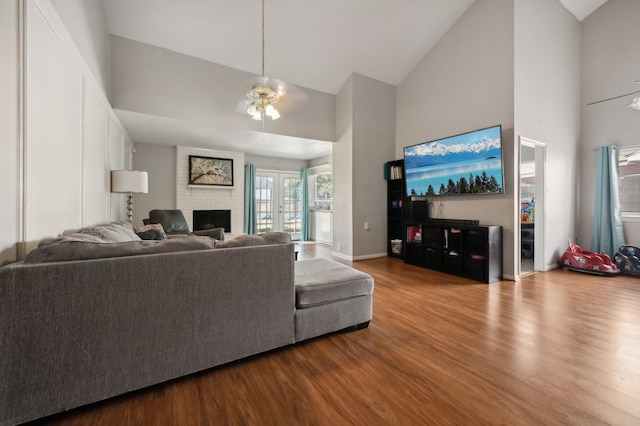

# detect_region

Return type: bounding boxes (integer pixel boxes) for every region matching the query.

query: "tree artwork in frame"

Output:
[188,155,234,187]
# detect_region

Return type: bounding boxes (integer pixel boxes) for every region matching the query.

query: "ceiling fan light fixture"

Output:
[245,0,284,121]
[265,103,280,120]
[246,84,281,120]
[250,108,262,121]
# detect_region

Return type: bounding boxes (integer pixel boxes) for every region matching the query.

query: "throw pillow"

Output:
[134,223,167,240]
[81,223,142,242]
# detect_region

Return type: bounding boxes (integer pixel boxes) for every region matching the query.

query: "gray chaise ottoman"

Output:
[294,258,374,342]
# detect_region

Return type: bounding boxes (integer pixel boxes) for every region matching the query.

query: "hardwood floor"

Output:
[42,244,640,425]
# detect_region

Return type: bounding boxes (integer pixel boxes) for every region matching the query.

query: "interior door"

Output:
[519,137,546,275]
[256,171,302,239]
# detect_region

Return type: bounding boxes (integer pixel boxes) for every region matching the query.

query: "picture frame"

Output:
[188,155,234,187]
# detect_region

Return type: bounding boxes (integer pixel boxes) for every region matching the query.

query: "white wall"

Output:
[352,74,396,259]
[308,157,332,244]
[24,0,84,249]
[310,155,331,168]
[332,73,395,259]
[332,77,354,257]
[396,0,514,156]
[244,154,308,172]
[0,0,20,265]
[514,0,581,271]
[109,116,130,221]
[1,0,130,261]
[580,0,640,248]
[396,0,516,277]
[132,143,177,225]
[50,0,111,99]
[110,36,336,144]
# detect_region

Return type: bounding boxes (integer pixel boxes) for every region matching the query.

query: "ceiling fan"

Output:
[587,80,640,110]
[240,0,309,121]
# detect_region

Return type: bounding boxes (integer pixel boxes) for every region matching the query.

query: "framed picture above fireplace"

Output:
[188,155,234,187]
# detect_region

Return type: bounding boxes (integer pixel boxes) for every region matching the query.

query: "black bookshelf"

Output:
[385,160,405,258]
[405,220,502,283]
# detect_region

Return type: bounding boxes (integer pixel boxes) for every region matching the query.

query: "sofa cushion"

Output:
[23,235,215,263]
[215,232,290,248]
[39,233,108,245]
[134,224,167,240]
[294,258,374,308]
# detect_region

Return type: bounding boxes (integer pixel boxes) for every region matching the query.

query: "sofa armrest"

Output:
[192,227,225,241]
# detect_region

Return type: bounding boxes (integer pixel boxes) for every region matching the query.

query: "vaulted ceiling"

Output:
[102,0,608,159]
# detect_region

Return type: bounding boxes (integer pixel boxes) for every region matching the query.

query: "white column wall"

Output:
[395,0,515,277]
[3,0,130,259]
[580,0,640,248]
[514,0,581,271]
[0,0,20,265]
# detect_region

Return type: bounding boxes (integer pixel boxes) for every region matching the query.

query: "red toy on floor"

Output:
[559,242,619,276]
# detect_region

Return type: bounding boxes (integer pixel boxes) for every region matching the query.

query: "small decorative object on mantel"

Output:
[188,155,234,187]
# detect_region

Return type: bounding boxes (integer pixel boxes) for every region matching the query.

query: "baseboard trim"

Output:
[353,253,387,261]
[330,252,388,262]
[331,252,352,261]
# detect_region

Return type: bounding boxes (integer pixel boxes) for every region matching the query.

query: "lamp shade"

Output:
[111,170,148,194]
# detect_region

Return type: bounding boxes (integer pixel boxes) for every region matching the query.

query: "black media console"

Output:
[421,218,479,226]
[405,220,502,284]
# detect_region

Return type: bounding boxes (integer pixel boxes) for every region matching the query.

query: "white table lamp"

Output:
[111,170,148,222]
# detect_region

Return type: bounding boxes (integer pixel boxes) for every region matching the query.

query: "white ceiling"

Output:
[102,0,608,160]
[103,0,479,95]
[557,0,608,21]
[116,109,333,160]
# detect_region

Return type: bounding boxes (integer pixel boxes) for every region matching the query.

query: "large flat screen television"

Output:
[403,124,504,197]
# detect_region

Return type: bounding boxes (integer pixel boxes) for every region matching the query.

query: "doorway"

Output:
[519,137,546,275]
[255,171,302,240]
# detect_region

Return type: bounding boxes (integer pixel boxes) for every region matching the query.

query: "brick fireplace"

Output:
[176,146,244,238]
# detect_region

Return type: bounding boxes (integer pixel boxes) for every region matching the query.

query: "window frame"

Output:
[618,145,640,220]
[308,165,333,212]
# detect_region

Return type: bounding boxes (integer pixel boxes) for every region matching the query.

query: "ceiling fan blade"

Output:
[587,90,640,106]
[236,99,253,115]
[273,82,310,113]
[222,72,311,118]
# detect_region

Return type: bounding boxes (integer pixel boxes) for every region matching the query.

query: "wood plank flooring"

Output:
[40,244,640,425]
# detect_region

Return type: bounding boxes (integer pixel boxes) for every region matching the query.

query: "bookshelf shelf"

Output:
[385,160,406,258]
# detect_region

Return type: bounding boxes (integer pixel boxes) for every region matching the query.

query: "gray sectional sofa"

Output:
[0,222,373,426]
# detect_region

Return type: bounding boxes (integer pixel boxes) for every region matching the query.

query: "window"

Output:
[619,146,640,216]
[255,175,274,233]
[309,165,332,211]
[282,176,302,234]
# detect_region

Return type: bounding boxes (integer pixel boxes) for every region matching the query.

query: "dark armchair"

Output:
[144,209,225,241]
